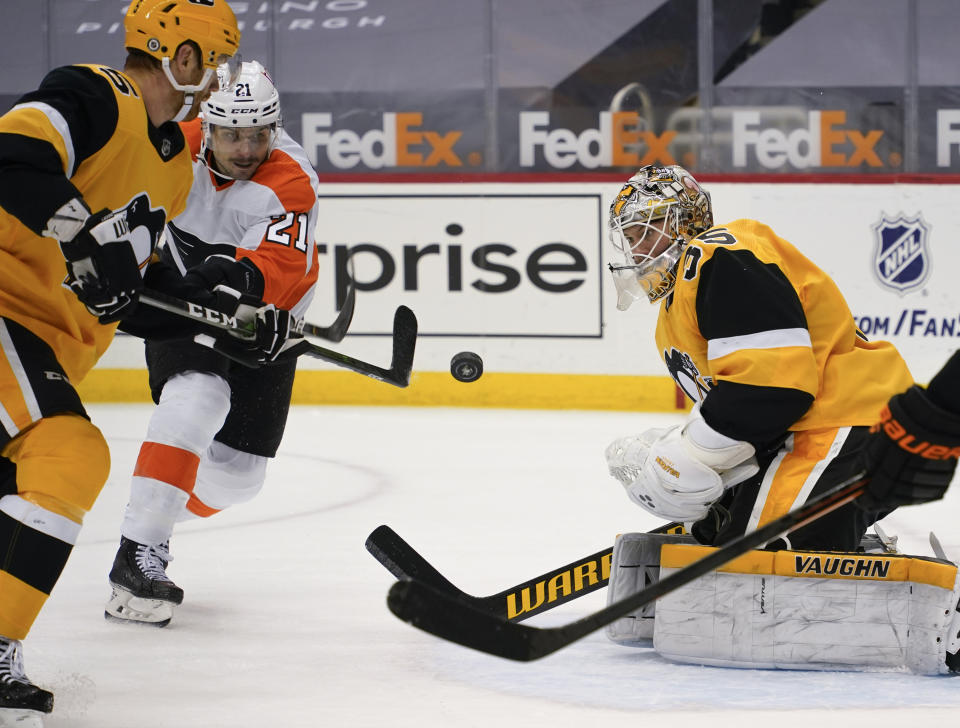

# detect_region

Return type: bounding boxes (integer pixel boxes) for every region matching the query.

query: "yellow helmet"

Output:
[125,0,241,70]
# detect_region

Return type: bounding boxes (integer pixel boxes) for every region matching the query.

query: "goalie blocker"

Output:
[609,536,960,674]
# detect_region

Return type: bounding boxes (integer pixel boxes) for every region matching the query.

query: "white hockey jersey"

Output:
[164,118,320,319]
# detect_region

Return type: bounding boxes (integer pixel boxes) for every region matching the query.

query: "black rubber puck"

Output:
[450,351,483,382]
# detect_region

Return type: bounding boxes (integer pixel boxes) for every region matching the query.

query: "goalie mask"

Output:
[200,61,282,180]
[608,165,713,308]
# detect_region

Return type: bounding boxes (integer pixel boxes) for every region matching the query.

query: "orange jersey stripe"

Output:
[185,493,221,518]
[133,441,200,493]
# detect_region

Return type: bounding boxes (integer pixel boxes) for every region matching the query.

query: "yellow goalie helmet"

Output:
[608,165,713,308]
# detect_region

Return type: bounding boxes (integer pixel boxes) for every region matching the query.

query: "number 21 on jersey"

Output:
[265,212,309,252]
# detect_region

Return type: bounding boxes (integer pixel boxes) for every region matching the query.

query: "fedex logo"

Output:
[733,110,885,169]
[302,112,467,169]
[937,110,960,167]
[519,111,676,169]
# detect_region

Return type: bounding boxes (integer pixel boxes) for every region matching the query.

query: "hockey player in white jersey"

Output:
[105,61,320,626]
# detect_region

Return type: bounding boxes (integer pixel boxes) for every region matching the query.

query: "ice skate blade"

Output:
[104,586,175,627]
[0,707,45,727]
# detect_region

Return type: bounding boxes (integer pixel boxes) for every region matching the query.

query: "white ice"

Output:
[23,404,960,727]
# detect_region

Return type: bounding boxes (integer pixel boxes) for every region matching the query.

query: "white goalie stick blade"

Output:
[385,472,868,661]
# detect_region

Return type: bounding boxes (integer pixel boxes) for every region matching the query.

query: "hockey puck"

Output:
[450,351,483,383]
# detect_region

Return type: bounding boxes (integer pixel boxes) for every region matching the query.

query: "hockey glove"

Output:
[182,254,265,299]
[856,385,960,511]
[606,407,758,522]
[59,207,143,323]
[193,291,300,365]
[253,303,300,361]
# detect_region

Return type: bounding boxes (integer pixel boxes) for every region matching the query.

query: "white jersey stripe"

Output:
[746,427,851,536]
[707,327,812,360]
[787,426,851,513]
[0,494,82,545]
[0,401,17,436]
[0,319,42,423]
[747,434,793,535]
[12,101,77,178]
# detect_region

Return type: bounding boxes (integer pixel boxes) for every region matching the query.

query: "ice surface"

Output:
[21,405,960,727]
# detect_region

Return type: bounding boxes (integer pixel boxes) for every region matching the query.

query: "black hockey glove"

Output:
[60,208,143,323]
[856,385,960,511]
[181,254,265,300]
[192,289,300,365]
[253,303,299,361]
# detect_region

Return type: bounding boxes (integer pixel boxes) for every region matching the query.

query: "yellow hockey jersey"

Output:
[0,64,192,383]
[655,218,913,444]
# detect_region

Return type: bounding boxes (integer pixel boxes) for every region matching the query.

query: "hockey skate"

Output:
[0,636,53,728]
[105,537,184,627]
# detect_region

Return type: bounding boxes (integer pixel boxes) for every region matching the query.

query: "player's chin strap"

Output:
[161,60,216,123]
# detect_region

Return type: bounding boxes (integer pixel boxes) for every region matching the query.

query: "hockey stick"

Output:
[367,526,612,621]
[283,304,416,387]
[139,287,353,344]
[385,471,867,661]
[139,289,417,387]
[302,274,355,343]
[365,522,685,622]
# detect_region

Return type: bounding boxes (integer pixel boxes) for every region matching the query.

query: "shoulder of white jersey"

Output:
[248,131,319,212]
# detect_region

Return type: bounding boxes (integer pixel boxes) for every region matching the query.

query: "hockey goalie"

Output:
[601,164,960,674]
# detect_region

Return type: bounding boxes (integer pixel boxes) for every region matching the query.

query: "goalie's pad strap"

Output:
[653,543,960,674]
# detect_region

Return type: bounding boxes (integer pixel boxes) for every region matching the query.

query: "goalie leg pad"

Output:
[652,543,960,674]
[606,531,696,645]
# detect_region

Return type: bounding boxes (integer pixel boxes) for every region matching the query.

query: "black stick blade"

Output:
[365,526,458,593]
[389,305,418,386]
[387,580,558,661]
[301,277,355,342]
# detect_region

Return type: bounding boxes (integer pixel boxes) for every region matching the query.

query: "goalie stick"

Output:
[365,522,685,622]
[139,289,417,387]
[385,471,867,661]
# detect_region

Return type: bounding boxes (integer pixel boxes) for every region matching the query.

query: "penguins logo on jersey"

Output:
[871,214,931,295]
[663,347,712,403]
[119,192,168,268]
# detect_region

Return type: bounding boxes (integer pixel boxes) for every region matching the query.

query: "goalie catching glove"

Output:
[605,405,759,522]
[52,199,143,323]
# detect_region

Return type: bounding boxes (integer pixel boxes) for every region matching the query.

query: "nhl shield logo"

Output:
[871,214,931,294]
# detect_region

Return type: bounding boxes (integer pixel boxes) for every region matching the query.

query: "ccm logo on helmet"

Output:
[873,406,960,460]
